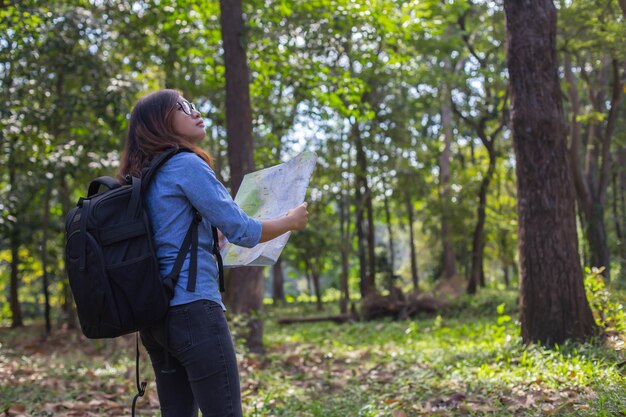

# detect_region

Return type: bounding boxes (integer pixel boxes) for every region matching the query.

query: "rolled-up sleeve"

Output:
[168,153,262,248]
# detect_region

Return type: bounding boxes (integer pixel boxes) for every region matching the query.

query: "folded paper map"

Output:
[221,151,317,267]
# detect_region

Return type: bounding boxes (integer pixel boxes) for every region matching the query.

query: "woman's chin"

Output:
[192,132,206,143]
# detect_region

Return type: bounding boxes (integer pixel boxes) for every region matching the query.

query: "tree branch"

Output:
[598,59,624,203]
[620,0,626,18]
[457,8,485,67]
[564,53,592,216]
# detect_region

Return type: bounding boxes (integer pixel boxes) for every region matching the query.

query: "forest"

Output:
[1,0,626,416]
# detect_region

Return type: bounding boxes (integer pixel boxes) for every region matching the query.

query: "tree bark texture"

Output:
[220,0,255,192]
[503,0,596,344]
[220,0,264,352]
[439,84,457,280]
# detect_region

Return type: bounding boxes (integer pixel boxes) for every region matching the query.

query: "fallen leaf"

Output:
[7,404,27,416]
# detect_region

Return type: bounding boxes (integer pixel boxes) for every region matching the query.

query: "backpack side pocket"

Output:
[107,252,169,331]
[66,230,121,337]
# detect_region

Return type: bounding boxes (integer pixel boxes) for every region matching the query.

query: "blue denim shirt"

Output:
[144,152,262,309]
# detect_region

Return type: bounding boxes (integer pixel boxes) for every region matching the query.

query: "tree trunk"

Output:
[565,54,623,280]
[338,191,351,314]
[220,0,264,352]
[585,202,610,275]
[576,201,588,267]
[503,265,510,288]
[220,0,255,189]
[365,188,376,294]
[503,0,596,344]
[272,258,285,304]
[271,136,286,304]
[611,172,625,270]
[355,186,368,298]
[439,84,457,280]
[41,182,53,334]
[8,137,23,328]
[468,140,496,294]
[382,179,395,293]
[352,123,372,298]
[499,229,511,288]
[312,267,322,312]
[616,148,626,273]
[9,227,23,328]
[405,190,419,293]
[354,124,376,295]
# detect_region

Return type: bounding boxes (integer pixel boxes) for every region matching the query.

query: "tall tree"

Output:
[41,181,53,333]
[503,0,596,344]
[559,0,625,280]
[454,2,509,293]
[7,137,23,328]
[219,0,265,352]
[439,82,458,281]
[352,121,377,296]
[613,149,626,275]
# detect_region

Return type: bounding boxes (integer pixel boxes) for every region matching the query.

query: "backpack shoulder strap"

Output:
[211,226,225,292]
[140,147,194,191]
[161,208,202,296]
[142,148,226,294]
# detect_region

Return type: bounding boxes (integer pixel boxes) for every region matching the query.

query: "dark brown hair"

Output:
[117,89,213,181]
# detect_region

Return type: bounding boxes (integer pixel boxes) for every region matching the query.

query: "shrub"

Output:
[584,267,626,337]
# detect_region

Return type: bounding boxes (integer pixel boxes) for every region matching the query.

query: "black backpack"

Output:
[64,147,224,414]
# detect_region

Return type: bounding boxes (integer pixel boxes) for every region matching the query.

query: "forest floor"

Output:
[1,290,625,417]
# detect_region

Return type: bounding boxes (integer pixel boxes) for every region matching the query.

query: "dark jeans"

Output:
[140,299,243,417]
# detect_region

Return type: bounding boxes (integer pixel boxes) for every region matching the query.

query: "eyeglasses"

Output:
[176,100,198,116]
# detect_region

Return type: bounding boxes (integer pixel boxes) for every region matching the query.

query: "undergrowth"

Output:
[1,288,624,416]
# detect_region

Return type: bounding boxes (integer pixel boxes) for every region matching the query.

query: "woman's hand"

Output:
[259,202,310,243]
[286,202,309,230]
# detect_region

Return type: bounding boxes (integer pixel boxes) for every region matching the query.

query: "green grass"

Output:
[240,290,625,416]
[1,289,625,416]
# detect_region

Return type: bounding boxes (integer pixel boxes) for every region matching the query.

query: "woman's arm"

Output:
[169,153,309,246]
[259,202,309,243]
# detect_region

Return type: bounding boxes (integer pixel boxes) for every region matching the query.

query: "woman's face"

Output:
[171,97,205,142]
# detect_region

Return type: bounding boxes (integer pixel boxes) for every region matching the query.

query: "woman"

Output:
[117,89,308,417]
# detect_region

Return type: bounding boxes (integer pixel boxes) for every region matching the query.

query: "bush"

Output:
[584,267,626,336]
